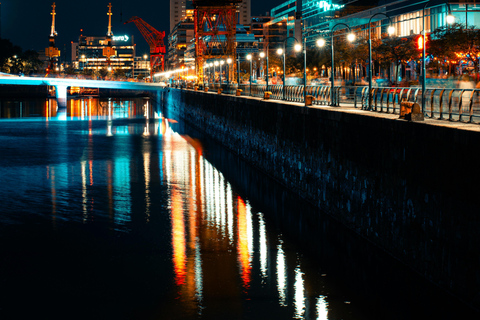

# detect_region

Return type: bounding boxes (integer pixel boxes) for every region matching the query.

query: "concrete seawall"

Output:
[162,88,480,310]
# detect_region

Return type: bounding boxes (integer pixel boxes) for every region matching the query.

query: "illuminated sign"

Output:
[112,35,130,42]
[317,1,344,12]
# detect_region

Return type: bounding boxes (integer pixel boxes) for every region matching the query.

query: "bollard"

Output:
[409,103,424,121]
[305,95,314,106]
[218,88,222,94]
[400,101,424,121]
[204,87,209,92]
[236,89,243,96]
[399,101,413,119]
[264,91,272,100]
[194,86,198,91]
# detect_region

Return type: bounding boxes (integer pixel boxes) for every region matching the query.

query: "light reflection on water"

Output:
[0,97,384,319]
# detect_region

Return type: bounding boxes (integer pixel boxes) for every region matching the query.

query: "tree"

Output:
[113,68,126,80]
[97,68,109,79]
[0,38,22,73]
[21,50,43,74]
[377,37,418,84]
[430,23,480,76]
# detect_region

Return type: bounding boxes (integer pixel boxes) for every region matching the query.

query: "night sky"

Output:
[0,0,279,59]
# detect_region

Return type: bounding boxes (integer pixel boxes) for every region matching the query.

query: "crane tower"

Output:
[193,0,241,84]
[125,17,166,73]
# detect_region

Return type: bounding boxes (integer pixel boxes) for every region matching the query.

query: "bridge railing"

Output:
[191,84,480,124]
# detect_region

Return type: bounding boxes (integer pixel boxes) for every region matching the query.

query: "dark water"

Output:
[0,97,476,319]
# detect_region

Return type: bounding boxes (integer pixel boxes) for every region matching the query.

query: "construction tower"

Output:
[193,0,241,84]
[103,3,117,68]
[125,17,166,73]
[45,2,60,74]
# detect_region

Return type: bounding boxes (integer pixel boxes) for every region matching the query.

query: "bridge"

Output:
[0,75,165,108]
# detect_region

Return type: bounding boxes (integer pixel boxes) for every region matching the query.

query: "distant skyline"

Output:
[0,0,278,58]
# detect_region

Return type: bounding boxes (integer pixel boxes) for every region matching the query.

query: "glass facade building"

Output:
[75,35,135,75]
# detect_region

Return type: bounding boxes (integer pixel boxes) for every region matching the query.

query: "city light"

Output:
[316,39,326,47]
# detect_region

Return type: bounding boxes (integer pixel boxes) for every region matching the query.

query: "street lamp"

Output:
[214,61,219,87]
[237,53,241,85]
[259,52,268,90]
[209,62,213,85]
[317,23,355,106]
[247,54,252,95]
[368,13,395,110]
[220,60,225,84]
[422,1,454,113]
[227,58,233,83]
[302,27,307,104]
[276,37,301,100]
[204,64,209,86]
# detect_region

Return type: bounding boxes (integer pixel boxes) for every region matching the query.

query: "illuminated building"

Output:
[133,56,151,79]
[170,0,193,32]
[73,34,135,75]
[237,0,252,26]
[168,15,195,70]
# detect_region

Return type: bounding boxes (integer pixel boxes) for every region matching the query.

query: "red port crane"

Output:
[125,16,166,74]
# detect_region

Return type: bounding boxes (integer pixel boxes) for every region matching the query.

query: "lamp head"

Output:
[246,54,252,60]
[294,43,302,52]
[387,26,395,36]
[316,39,326,47]
[227,58,232,64]
[259,52,265,58]
[446,14,455,24]
[214,61,219,66]
[347,33,356,42]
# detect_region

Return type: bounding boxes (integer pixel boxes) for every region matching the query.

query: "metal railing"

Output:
[190,83,480,124]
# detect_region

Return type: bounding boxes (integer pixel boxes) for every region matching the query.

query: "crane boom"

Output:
[125,16,166,73]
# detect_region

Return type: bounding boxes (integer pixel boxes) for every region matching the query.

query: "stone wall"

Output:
[162,88,480,310]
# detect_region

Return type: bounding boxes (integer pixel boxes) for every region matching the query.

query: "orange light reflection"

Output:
[172,187,187,286]
[237,196,251,290]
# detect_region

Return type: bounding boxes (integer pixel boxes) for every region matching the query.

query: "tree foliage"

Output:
[429,23,480,73]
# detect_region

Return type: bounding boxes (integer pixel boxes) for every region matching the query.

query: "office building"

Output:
[73,34,135,75]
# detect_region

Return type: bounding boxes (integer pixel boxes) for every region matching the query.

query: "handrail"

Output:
[192,83,480,124]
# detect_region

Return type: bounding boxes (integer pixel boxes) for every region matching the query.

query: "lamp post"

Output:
[209,62,213,85]
[368,13,395,110]
[227,58,232,83]
[214,60,219,87]
[276,37,301,100]
[317,23,355,106]
[247,54,252,95]
[302,28,307,104]
[259,51,269,90]
[204,64,208,86]
[220,60,225,84]
[237,53,240,85]
[422,1,455,113]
